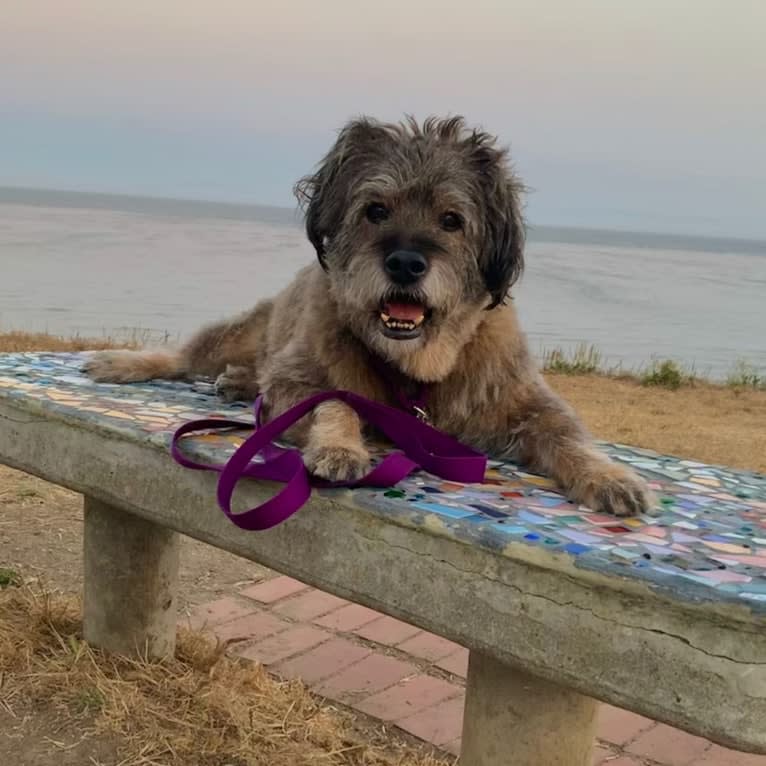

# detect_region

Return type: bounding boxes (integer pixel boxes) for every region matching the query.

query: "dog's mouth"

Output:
[378,298,431,340]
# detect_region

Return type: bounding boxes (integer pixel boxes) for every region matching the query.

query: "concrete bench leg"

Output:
[461,651,597,766]
[83,496,180,659]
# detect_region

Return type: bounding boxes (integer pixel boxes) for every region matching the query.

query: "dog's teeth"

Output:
[381,313,421,332]
[413,315,424,327]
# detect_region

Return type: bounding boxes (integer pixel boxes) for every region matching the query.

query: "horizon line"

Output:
[1,184,765,253]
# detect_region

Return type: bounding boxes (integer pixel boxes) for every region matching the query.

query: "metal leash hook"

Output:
[412,405,430,424]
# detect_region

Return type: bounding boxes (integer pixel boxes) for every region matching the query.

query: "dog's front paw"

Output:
[303,444,371,482]
[82,351,143,383]
[215,365,257,403]
[573,461,653,517]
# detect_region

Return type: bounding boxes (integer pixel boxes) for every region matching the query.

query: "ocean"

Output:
[1,187,764,380]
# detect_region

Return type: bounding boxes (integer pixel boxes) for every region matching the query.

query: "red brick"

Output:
[597,704,655,746]
[211,611,288,644]
[396,633,461,663]
[435,649,469,678]
[355,616,421,646]
[356,675,462,721]
[236,625,329,665]
[396,696,465,746]
[697,746,766,765]
[273,590,348,621]
[314,603,381,632]
[274,638,371,684]
[627,723,710,764]
[185,597,255,630]
[240,576,309,604]
[313,653,417,701]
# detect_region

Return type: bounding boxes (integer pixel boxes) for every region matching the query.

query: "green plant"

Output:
[542,343,602,375]
[0,568,20,588]
[727,359,764,389]
[74,686,105,713]
[640,359,691,390]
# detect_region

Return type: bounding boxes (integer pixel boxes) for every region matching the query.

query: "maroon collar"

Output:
[368,352,431,423]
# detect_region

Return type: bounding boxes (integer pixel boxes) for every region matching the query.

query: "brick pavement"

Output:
[181,575,766,765]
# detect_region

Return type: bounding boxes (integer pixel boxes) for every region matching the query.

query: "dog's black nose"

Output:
[384,250,428,285]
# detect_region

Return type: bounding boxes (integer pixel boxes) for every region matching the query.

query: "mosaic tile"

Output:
[0,351,765,615]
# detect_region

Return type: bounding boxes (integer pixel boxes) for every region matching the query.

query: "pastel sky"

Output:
[2,0,764,237]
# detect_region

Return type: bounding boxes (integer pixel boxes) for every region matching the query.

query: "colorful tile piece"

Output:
[0,352,765,614]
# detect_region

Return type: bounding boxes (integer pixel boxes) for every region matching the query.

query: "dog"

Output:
[84,116,651,516]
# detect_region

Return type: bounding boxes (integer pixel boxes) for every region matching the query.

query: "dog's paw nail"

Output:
[304,445,370,482]
[578,465,653,517]
[214,366,253,403]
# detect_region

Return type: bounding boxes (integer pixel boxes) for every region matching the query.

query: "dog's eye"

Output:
[440,212,463,232]
[365,203,390,224]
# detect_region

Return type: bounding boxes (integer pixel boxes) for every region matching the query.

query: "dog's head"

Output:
[295,116,525,381]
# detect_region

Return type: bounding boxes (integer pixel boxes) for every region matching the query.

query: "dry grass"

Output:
[548,374,766,473]
[0,330,146,353]
[0,582,449,766]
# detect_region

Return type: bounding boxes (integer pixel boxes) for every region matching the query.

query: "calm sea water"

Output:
[1,188,765,379]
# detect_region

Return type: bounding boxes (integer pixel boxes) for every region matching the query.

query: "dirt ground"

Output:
[0,465,272,616]
[1,705,119,766]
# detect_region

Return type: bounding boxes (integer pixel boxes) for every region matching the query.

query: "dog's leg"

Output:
[83,349,185,383]
[258,349,371,481]
[501,380,652,516]
[302,400,370,481]
[263,383,370,481]
[264,388,370,481]
[83,303,271,398]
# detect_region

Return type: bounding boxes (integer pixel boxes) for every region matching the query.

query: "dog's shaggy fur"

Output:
[85,116,650,516]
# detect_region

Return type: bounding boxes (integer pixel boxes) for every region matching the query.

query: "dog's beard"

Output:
[330,268,485,376]
[331,260,438,344]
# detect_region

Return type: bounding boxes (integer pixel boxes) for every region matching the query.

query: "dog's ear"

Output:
[294,118,388,269]
[468,132,526,309]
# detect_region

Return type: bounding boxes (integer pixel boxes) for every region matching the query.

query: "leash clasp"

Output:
[412,405,430,424]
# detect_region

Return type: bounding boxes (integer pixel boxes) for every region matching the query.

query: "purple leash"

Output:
[171,389,486,530]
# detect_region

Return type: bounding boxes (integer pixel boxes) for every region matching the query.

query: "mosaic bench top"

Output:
[0,351,765,617]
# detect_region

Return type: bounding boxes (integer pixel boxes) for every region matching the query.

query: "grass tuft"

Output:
[639,359,697,390]
[727,359,765,390]
[0,568,21,588]
[542,343,603,375]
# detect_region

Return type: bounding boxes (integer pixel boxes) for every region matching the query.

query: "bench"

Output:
[0,351,764,765]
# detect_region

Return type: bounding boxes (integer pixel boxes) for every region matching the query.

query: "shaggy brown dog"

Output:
[85,116,650,516]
